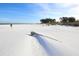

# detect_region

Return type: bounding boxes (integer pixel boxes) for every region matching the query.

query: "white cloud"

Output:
[63,4,79,19]
[36,3,79,20]
[36,3,63,19]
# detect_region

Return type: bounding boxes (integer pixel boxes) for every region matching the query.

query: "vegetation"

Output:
[40,17,79,26]
[40,18,56,25]
[59,17,79,26]
[60,17,76,23]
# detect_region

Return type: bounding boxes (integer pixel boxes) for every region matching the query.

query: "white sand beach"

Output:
[0,24,79,56]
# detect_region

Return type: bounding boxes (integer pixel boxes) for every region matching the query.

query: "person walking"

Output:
[10,24,12,28]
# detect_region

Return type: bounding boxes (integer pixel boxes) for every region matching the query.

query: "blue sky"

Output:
[0,3,79,23]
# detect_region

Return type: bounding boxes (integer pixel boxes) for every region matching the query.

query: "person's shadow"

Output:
[33,35,63,56]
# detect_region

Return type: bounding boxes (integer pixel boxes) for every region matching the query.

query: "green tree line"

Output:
[40,17,79,26]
